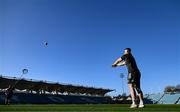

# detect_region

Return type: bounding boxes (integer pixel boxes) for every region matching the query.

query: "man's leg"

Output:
[138,92,144,104]
[134,71,144,108]
[5,98,7,105]
[6,95,11,105]
[134,82,144,107]
[135,86,144,106]
[128,84,137,108]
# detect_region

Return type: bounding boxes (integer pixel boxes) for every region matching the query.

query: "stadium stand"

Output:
[1,75,179,104]
[0,75,113,96]
[145,93,164,104]
[0,92,114,104]
[0,75,114,104]
[158,93,180,104]
[145,93,180,104]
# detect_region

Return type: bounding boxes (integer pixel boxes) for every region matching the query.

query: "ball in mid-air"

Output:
[44,42,48,46]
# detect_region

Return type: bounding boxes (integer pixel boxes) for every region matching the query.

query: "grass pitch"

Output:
[0,104,180,112]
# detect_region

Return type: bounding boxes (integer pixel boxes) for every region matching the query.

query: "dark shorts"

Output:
[128,70,141,88]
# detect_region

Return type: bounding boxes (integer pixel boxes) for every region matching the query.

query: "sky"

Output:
[0,0,180,96]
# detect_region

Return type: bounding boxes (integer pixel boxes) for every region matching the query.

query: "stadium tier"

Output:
[145,93,164,104]
[0,75,113,96]
[0,92,114,104]
[0,75,115,104]
[145,93,180,104]
[159,93,180,104]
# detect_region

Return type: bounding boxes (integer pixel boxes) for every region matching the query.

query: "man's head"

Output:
[124,48,131,54]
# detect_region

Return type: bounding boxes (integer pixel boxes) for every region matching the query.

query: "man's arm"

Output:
[112,57,123,67]
[5,88,9,95]
[116,61,126,66]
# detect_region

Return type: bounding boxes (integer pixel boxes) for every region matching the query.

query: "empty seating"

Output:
[159,94,180,104]
[144,93,180,104]
[145,93,164,103]
[0,92,113,104]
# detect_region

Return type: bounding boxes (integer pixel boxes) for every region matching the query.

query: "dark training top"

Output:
[6,86,14,97]
[121,53,139,73]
